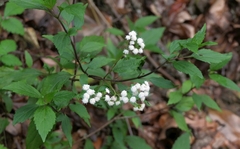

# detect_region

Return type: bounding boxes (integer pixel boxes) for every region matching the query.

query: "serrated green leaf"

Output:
[200,41,217,47]
[13,104,38,125]
[41,0,56,9]
[0,117,9,134]
[175,96,194,112]
[192,24,206,45]
[1,17,24,35]
[24,51,33,67]
[169,39,187,54]
[10,0,48,10]
[84,139,94,149]
[210,53,232,71]
[34,106,56,142]
[0,144,8,149]
[64,3,87,29]
[168,91,183,105]
[171,110,189,132]
[192,93,221,111]
[69,103,90,126]
[53,91,75,109]
[123,111,141,128]
[181,80,192,94]
[172,133,190,149]
[0,39,17,56]
[0,54,22,66]
[4,2,24,17]
[184,42,198,53]
[39,71,70,95]
[58,114,73,146]
[134,16,158,28]
[113,127,124,143]
[173,61,203,79]
[107,108,117,120]
[107,28,124,35]
[53,32,72,55]
[209,74,240,92]
[145,45,163,54]
[190,74,205,88]
[148,77,175,89]
[2,95,13,112]
[125,136,151,149]
[192,49,230,63]
[88,56,114,69]
[42,35,54,42]
[140,27,165,45]
[79,74,88,86]
[26,120,43,149]
[81,42,105,53]
[3,81,42,98]
[106,38,119,58]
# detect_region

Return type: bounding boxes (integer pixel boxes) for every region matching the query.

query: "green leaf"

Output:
[64,3,87,29]
[184,42,198,53]
[26,120,43,149]
[107,108,117,120]
[125,136,151,149]
[107,28,124,35]
[69,103,90,126]
[145,45,163,54]
[39,71,70,95]
[42,35,54,42]
[0,39,17,56]
[175,96,194,112]
[34,106,56,142]
[200,41,217,47]
[192,49,231,63]
[209,74,240,92]
[168,91,183,105]
[172,133,190,149]
[190,74,205,88]
[53,91,75,109]
[148,77,175,89]
[10,0,49,10]
[0,117,9,134]
[171,110,189,132]
[134,16,158,28]
[88,56,114,69]
[13,104,38,125]
[24,51,33,67]
[81,42,105,53]
[79,74,88,86]
[113,127,124,143]
[192,24,206,45]
[181,80,192,94]
[169,39,187,54]
[210,53,232,71]
[41,0,56,9]
[58,114,73,146]
[140,27,165,45]
[84,139,94,149]
[2,95,13,112]
[0,144,8,149]
[0,54,22,66]
[192,93,221,111]
[3,81,42,98]
[1,17,24,35]
[4,2,25,17]
[123,111,141,128]
[173,61,203,79]
[53,32,72,55]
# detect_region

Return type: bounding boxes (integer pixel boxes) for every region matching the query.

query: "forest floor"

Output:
[1,0,240,149]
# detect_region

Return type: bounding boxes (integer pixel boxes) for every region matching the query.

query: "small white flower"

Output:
[138,92,145,98]
[87,89,95,96]
[82,84,90,91]
[135,83,141,89]
[130,96,136,103]
[133,48,139,55]
[131,86,137,93]
[122,97,129,103]
[123,49,129,55]
[111,96,117,101]
[121,90,127,97]
[129,41,135,45]
[132,91,138,96]
[96,92,102,98]
[106,88,110,94]
[133,106,139,111]
[144,91,149,97]
[125,35,131,40]
[95,97,100,102]
[115,101,121,105]
[108,101,114,106]
[83,93,90,99]
[137,38,143,44]
[140,84,147,91]
[105,95,110,102]
[139,42,145,49]
[82,98,89,104]
[140,97,145,102]
[129,45,134,51]
[139,103,146,111]
[138,48,143,54]
[131,35,137,41]
[129,31,137,36]
[90,98,96,104]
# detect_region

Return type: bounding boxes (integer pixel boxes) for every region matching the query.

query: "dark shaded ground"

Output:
[1,0,240,149]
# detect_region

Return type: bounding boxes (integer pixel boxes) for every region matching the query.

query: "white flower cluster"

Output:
[81,81,150,111]
[123,31,145,55]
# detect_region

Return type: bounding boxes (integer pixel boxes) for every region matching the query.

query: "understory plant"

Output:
[0,0,239,149]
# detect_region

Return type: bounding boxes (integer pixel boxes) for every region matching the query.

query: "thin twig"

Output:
[126,118,133,135]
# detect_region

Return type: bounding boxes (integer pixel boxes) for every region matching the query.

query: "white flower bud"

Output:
[135,83,141,89]
[129,31,137,36]
[131,86,137,93]
[138,92,145,98]
[130,41,135,45]
[95,97,100,102]
[139,42,145,49]
[90,98,96,104]
[139,103,145,111]
[111,96,117,101]
[121,90,127,97]
[123,49,129,55]
[138,48,143,54]
[108,101,114,106]
[130,96,136,103]
[122,97,129,103]
[87,89,95,96]
[82,98,89,104]
[82,84,90,91]
[96,92,102,98]
[115,101,121,105]
[83,93,90,99]
[133,48,139,55]
[106,88,110,94]
[125,35,131,40]
[137,38,143,44]
[129,45,134,51]
[131,35,137,41]
[105,95,110,102]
